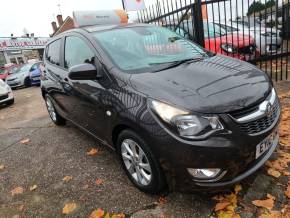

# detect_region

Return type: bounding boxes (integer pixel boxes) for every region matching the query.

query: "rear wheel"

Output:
[45,95,66,126]
[117,130,166,194]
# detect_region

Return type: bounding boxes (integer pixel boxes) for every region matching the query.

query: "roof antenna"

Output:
[57,3,62,14]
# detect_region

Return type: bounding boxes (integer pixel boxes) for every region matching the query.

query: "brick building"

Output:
[51,15,75,37]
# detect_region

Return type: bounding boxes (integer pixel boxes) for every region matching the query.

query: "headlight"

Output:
[221,44,237,53]
[150,100,224,139]
[6,85,11,92]
[0,79,5,86]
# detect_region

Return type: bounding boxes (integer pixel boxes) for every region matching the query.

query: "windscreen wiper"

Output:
[151,57,204,73]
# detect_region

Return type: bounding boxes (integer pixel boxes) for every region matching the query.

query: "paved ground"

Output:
[0,84,289,218]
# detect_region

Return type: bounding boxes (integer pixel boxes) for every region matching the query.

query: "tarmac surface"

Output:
[0,85,289,217]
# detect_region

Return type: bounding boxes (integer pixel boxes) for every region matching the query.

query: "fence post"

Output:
[192,0,205,47]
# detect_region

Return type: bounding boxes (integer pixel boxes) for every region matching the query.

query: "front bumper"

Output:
[140,108,280,191]
[6,79,24,88]
[30,76,41,85]
[0,92,14,104]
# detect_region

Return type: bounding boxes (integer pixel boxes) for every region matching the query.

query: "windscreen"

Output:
[93,26,207,72]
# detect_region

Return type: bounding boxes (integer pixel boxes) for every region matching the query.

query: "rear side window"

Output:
[64,36,95,69]
[46,39,61,66]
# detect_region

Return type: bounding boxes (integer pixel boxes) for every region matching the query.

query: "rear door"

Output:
[45,38,73,117]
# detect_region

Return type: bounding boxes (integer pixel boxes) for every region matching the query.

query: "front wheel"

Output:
[117,130,166,194]
[45,95,66,126]
[6,99,14,105]
[24,77,31,87]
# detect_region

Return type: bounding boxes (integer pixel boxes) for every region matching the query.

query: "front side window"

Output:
[93,26,207,72]
[64,36,95,69]
[47,39,61,66]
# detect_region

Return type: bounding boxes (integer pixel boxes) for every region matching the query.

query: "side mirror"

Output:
[68,63,100,80]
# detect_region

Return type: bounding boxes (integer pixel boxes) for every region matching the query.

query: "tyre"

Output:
[24,77,31,87]
[45,95,66,126]
[6,99,14,105]
[117,129,166,194]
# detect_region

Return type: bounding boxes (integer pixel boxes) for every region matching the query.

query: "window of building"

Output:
[46,39,61,66]
[64,36,95,69]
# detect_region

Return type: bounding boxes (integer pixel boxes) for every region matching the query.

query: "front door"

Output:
[63,34,109,140]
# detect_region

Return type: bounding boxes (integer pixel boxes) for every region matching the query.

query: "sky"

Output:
[0,0,283,37]
[0,0,156,37]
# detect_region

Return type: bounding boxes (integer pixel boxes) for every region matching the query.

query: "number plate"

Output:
[32,77,40,81]
[255,129,278,159]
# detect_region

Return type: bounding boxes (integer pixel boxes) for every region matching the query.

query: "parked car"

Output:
[0,66,6,81]
[6,62,41,88]
[166,21,258,61]
[29,62,43,86]
[42,22,280,193]
[0,79,14,106]
[0,64,18,81]
[217,19,282,55]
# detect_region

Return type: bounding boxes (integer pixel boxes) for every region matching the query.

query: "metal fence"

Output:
[138,0,290,81]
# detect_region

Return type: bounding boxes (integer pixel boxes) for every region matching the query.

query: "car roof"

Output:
[82,23,154,33]
[47,23,155,44]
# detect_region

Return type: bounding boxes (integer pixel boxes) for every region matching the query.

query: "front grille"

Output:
[0,94,8,101]
[238,45,256,55]
[236,99,280,135]
[7,78,16,81]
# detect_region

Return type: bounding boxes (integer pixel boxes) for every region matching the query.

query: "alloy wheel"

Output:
[121,139,152,186]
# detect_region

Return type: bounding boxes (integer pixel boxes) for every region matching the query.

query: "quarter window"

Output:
[64,36,95,69]
[47,39,61,66]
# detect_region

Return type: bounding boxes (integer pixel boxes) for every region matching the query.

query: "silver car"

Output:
[0,79,14,106]
[6,62,41,88]
[217,20,282,55]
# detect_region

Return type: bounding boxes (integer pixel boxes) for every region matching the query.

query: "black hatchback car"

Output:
[42,23,280,193]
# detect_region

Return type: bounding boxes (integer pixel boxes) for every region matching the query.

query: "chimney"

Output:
[51,21,57,33]
[57,14,63,26]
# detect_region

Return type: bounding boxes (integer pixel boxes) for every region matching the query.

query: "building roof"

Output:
[52,16,75,37]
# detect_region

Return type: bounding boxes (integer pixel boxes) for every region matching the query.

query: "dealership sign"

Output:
[0,37,49,51]
[123,0,146,11]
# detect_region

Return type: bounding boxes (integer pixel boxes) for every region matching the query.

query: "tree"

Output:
[247,1,265,16]
[247,0,276,16]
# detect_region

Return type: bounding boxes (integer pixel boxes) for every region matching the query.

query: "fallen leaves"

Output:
[20,138,30,144]
[259,210,282,218]
[87,148,99,156]
[11,187,24,196]
[29,184,37,191]
[63,176,73,182]
[95,178,104,185]
[279,107,290,148]
[89,209,125,218]
[285,182,290,199]
[213,184,241,218]
[266,149,290,178]
[89,209,105,218]
[62,202,77,215]
[158,196,167,205]
[252,194,275,210]
[214,201,232,212]
[267,168,281,178]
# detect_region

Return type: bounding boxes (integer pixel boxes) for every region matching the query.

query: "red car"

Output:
[0,64,19,81]
[168,21,259,61]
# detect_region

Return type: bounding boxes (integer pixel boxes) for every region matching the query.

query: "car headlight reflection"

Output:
[150,100,223,139]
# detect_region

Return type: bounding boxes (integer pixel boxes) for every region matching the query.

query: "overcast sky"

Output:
[0,0,282,37]
[0,0,156,37]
